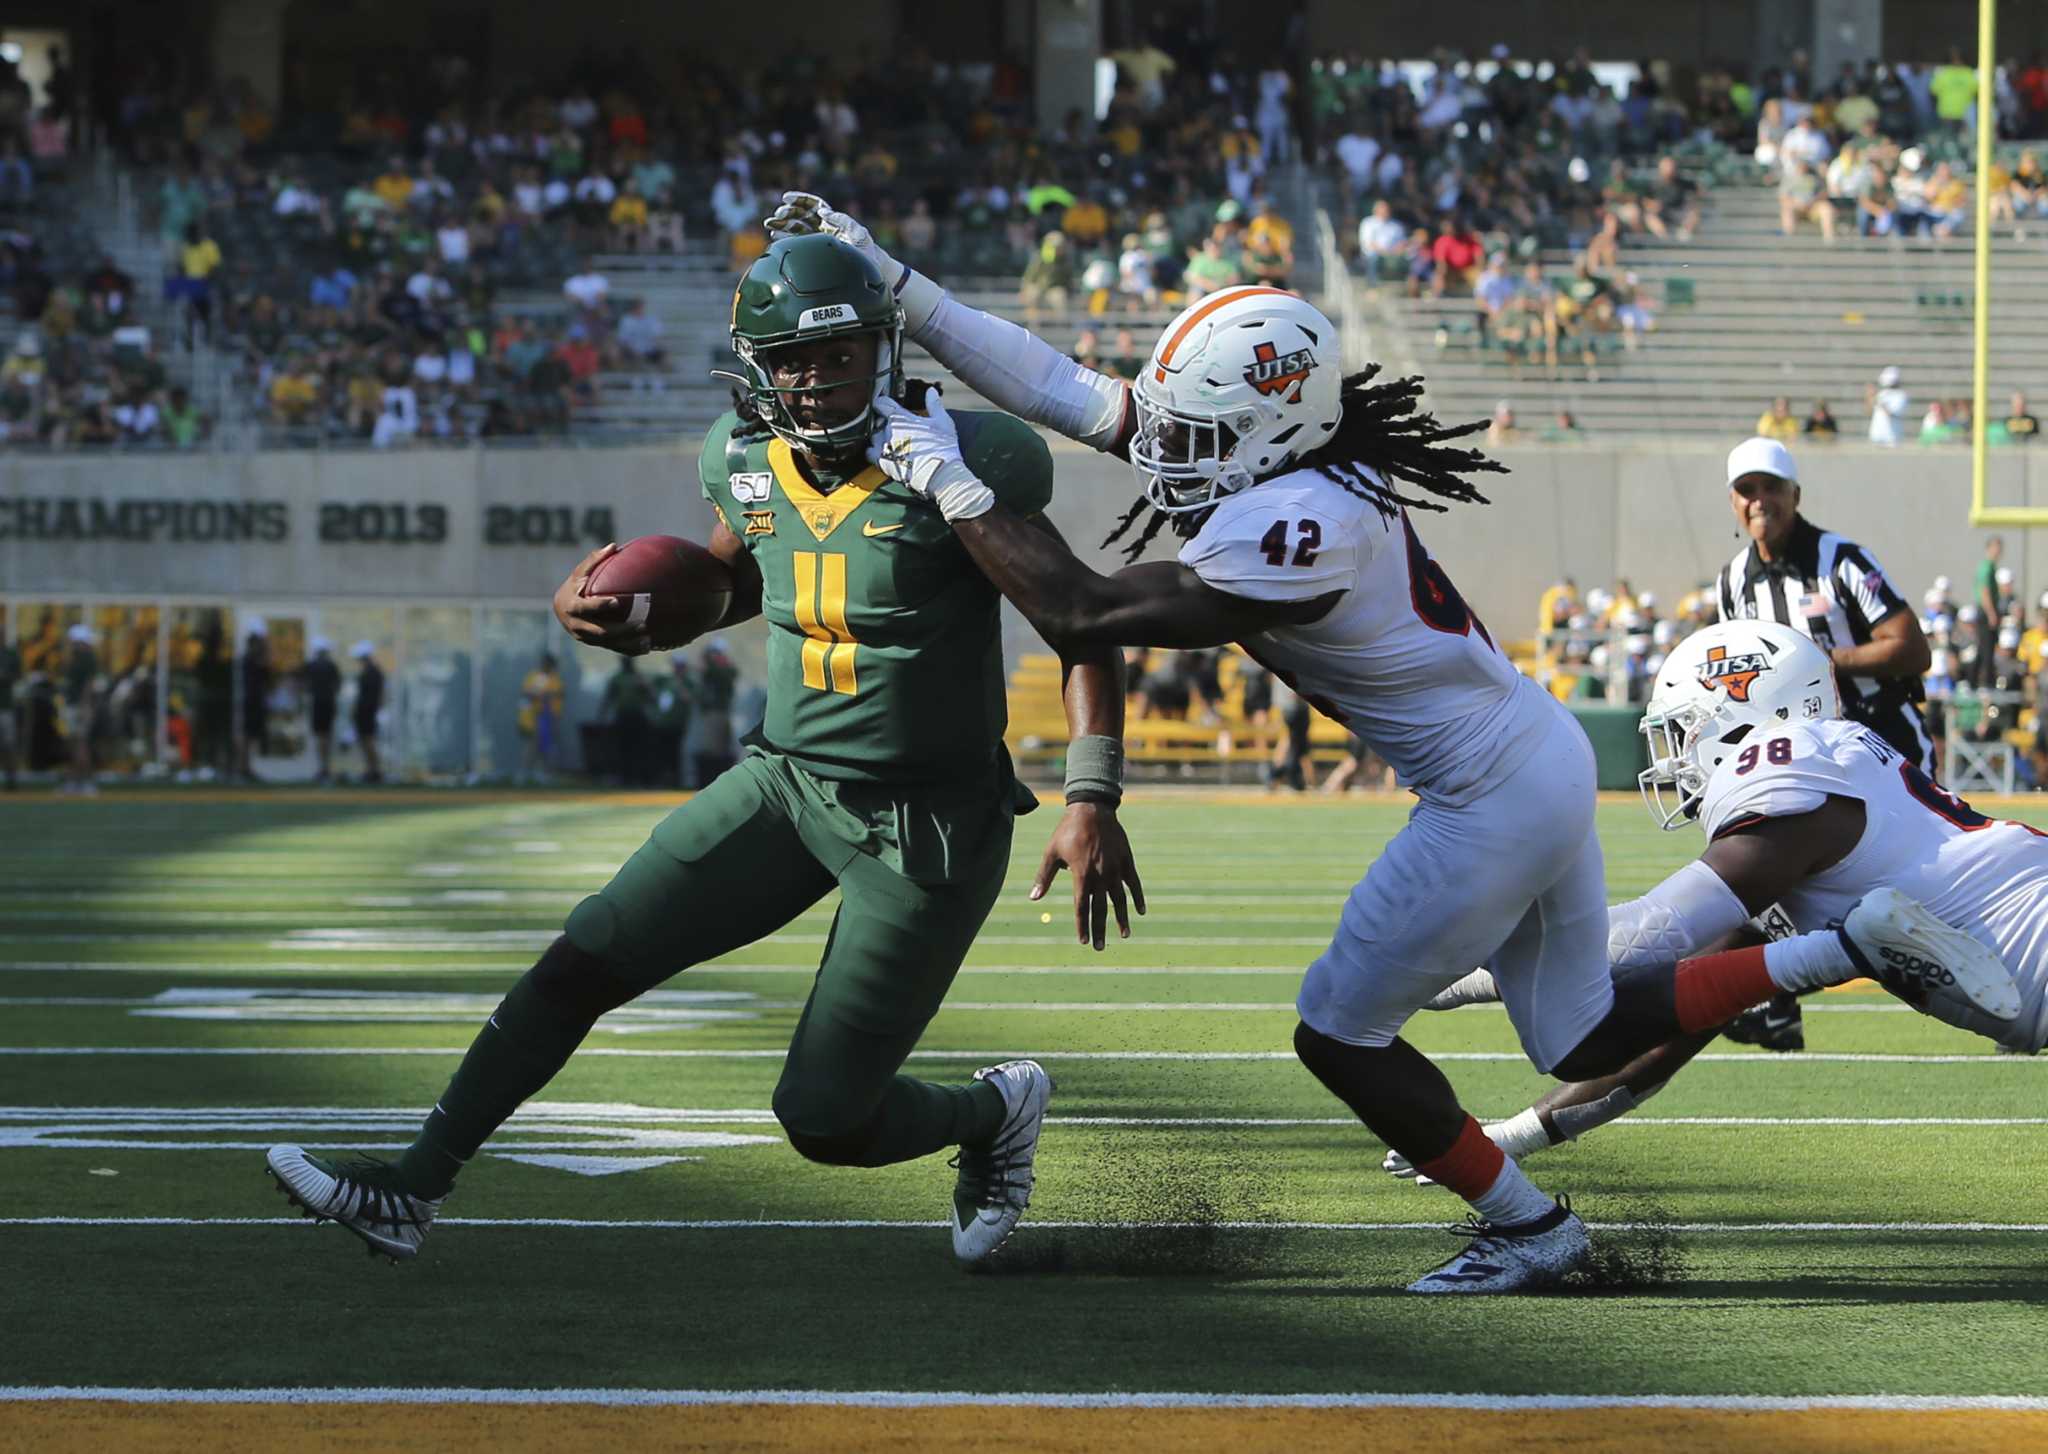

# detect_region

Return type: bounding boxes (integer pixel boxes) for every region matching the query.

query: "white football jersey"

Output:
[1178,467,1561,803]
[1699,718,2048,1051]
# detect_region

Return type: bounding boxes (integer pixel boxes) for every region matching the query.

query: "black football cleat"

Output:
[1723,992,1805,1052]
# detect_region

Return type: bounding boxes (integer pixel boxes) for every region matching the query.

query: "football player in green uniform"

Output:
[267,234,1142,1265]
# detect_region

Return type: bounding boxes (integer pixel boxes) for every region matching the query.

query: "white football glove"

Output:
[763,191,906,290]
[870,392,995,522]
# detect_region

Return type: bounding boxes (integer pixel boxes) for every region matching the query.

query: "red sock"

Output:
[1673,946,1778,1033]
[1414,1115,1507,1201]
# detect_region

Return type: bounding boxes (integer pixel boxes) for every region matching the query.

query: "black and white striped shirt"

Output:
[1714,514,1932,767]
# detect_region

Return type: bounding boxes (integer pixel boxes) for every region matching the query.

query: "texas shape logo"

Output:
[1698,644,1768,702]
[1243,341,1316,402]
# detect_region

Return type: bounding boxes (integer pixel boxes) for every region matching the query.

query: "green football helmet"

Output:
[729,233,903,453]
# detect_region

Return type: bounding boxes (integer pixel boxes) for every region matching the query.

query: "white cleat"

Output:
[1406,1198,1590,1294]
[950,1059,1053,1265]
[266,1144,443,1262]
[1840,888,2022,1025]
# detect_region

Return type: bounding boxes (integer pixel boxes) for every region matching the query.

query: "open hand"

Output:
[1032,802,1147,951]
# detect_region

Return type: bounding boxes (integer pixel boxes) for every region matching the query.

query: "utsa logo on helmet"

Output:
[1243,341,1316,402]
[1698,644,1769,702]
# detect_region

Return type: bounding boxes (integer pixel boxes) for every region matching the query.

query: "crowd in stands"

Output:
[1531,540,2048,790]
[1746,364,2042,448]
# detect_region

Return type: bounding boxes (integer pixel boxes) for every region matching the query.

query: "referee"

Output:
[1715,436,1933,1052]
[1717,437,1933,765]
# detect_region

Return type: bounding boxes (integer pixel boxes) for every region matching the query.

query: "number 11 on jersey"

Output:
[793,550,858,694]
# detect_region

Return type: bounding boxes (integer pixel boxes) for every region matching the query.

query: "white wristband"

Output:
[926,459,995,521]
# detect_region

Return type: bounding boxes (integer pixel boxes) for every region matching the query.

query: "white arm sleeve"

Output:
[1606,859,1751,972]
[907,283,1130,452]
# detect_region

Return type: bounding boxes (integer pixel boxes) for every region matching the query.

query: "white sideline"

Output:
[2,1387,2045,1411]
[7,1216,2048,1233]
[1,1047,2038,1064]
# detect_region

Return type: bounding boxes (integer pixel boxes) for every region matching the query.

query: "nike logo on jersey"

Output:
[862,521,904,537]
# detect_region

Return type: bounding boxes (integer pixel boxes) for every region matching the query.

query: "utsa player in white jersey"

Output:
[766,194,2019,1292]
[1386,618,2035,1180]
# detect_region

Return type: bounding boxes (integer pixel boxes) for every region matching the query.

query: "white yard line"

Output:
[1,1047,2035,1064]
[6,1216,2048,1235]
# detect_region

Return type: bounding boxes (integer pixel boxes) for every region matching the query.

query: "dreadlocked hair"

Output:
[1100,366,1509,562]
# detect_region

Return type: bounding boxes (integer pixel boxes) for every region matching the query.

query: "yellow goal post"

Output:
[1972,0,2048,524]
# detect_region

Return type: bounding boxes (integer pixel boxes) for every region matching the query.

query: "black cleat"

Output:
[1723,992,1805,1052]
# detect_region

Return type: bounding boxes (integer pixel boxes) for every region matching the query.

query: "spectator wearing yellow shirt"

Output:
[1755,396,1800,442]
[372,158,413,212]
[1537,577,1580,638]
[1243,199,1295,289]
[608,182,649,250]
[1061,193,1109,248]
[519,652,566,780]
[268,357,320,427]
[1923,162,1970,236]
[176,221,223,345]
[2021,592,2048,677]
[2024,592,2048,785]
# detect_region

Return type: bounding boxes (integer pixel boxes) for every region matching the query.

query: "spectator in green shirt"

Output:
[1930,50,1978,130]
[164,386,204,448]
[1182,235,1243,296]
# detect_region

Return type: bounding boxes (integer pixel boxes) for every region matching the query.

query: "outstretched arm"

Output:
[954,504,1338,649]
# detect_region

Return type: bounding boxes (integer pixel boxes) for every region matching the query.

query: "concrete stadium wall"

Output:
[6,437,2044,656]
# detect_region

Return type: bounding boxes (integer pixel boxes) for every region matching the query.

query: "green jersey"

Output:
[699,407,1052,787]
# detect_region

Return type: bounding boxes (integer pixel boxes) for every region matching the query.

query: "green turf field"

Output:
[5,791,2046,1400]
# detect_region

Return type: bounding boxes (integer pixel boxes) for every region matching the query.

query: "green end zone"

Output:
[4,795,2047,1398]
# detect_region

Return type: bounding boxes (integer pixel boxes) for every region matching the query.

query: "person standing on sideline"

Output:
[519,652,565,781]
[62,624,99,796]
[601,654,653,787]
[1713,435,1933,1051]
[304,638,342,783]
[1974,537,2008,689]
[690,637,739,786]
[0,633,18,789]
[236,624,271,783]
[351,641,385,783]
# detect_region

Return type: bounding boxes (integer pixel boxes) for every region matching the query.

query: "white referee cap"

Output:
[1726,436,1798,485]
[351,640,377,659]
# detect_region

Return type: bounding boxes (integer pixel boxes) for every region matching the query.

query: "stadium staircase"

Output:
[1348,183,2048,439]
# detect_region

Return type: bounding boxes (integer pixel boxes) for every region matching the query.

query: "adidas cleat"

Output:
[950,1059,1052,1265]
[1840,888,2022,1025]
[1722,992,1805,1052]
[266,1144,442,1262]
[1407,1198,1590,1294]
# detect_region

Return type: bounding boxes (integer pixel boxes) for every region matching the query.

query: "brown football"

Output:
[581,535,732,649]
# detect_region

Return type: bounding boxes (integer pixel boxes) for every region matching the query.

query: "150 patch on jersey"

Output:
[1698,644,1768,702]
[731,471,773,504]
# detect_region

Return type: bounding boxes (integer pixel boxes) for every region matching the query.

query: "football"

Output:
[581,535,732,649]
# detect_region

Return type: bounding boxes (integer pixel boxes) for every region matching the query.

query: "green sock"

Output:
[840,1076,1006,1168]
[396,974,597,1198]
